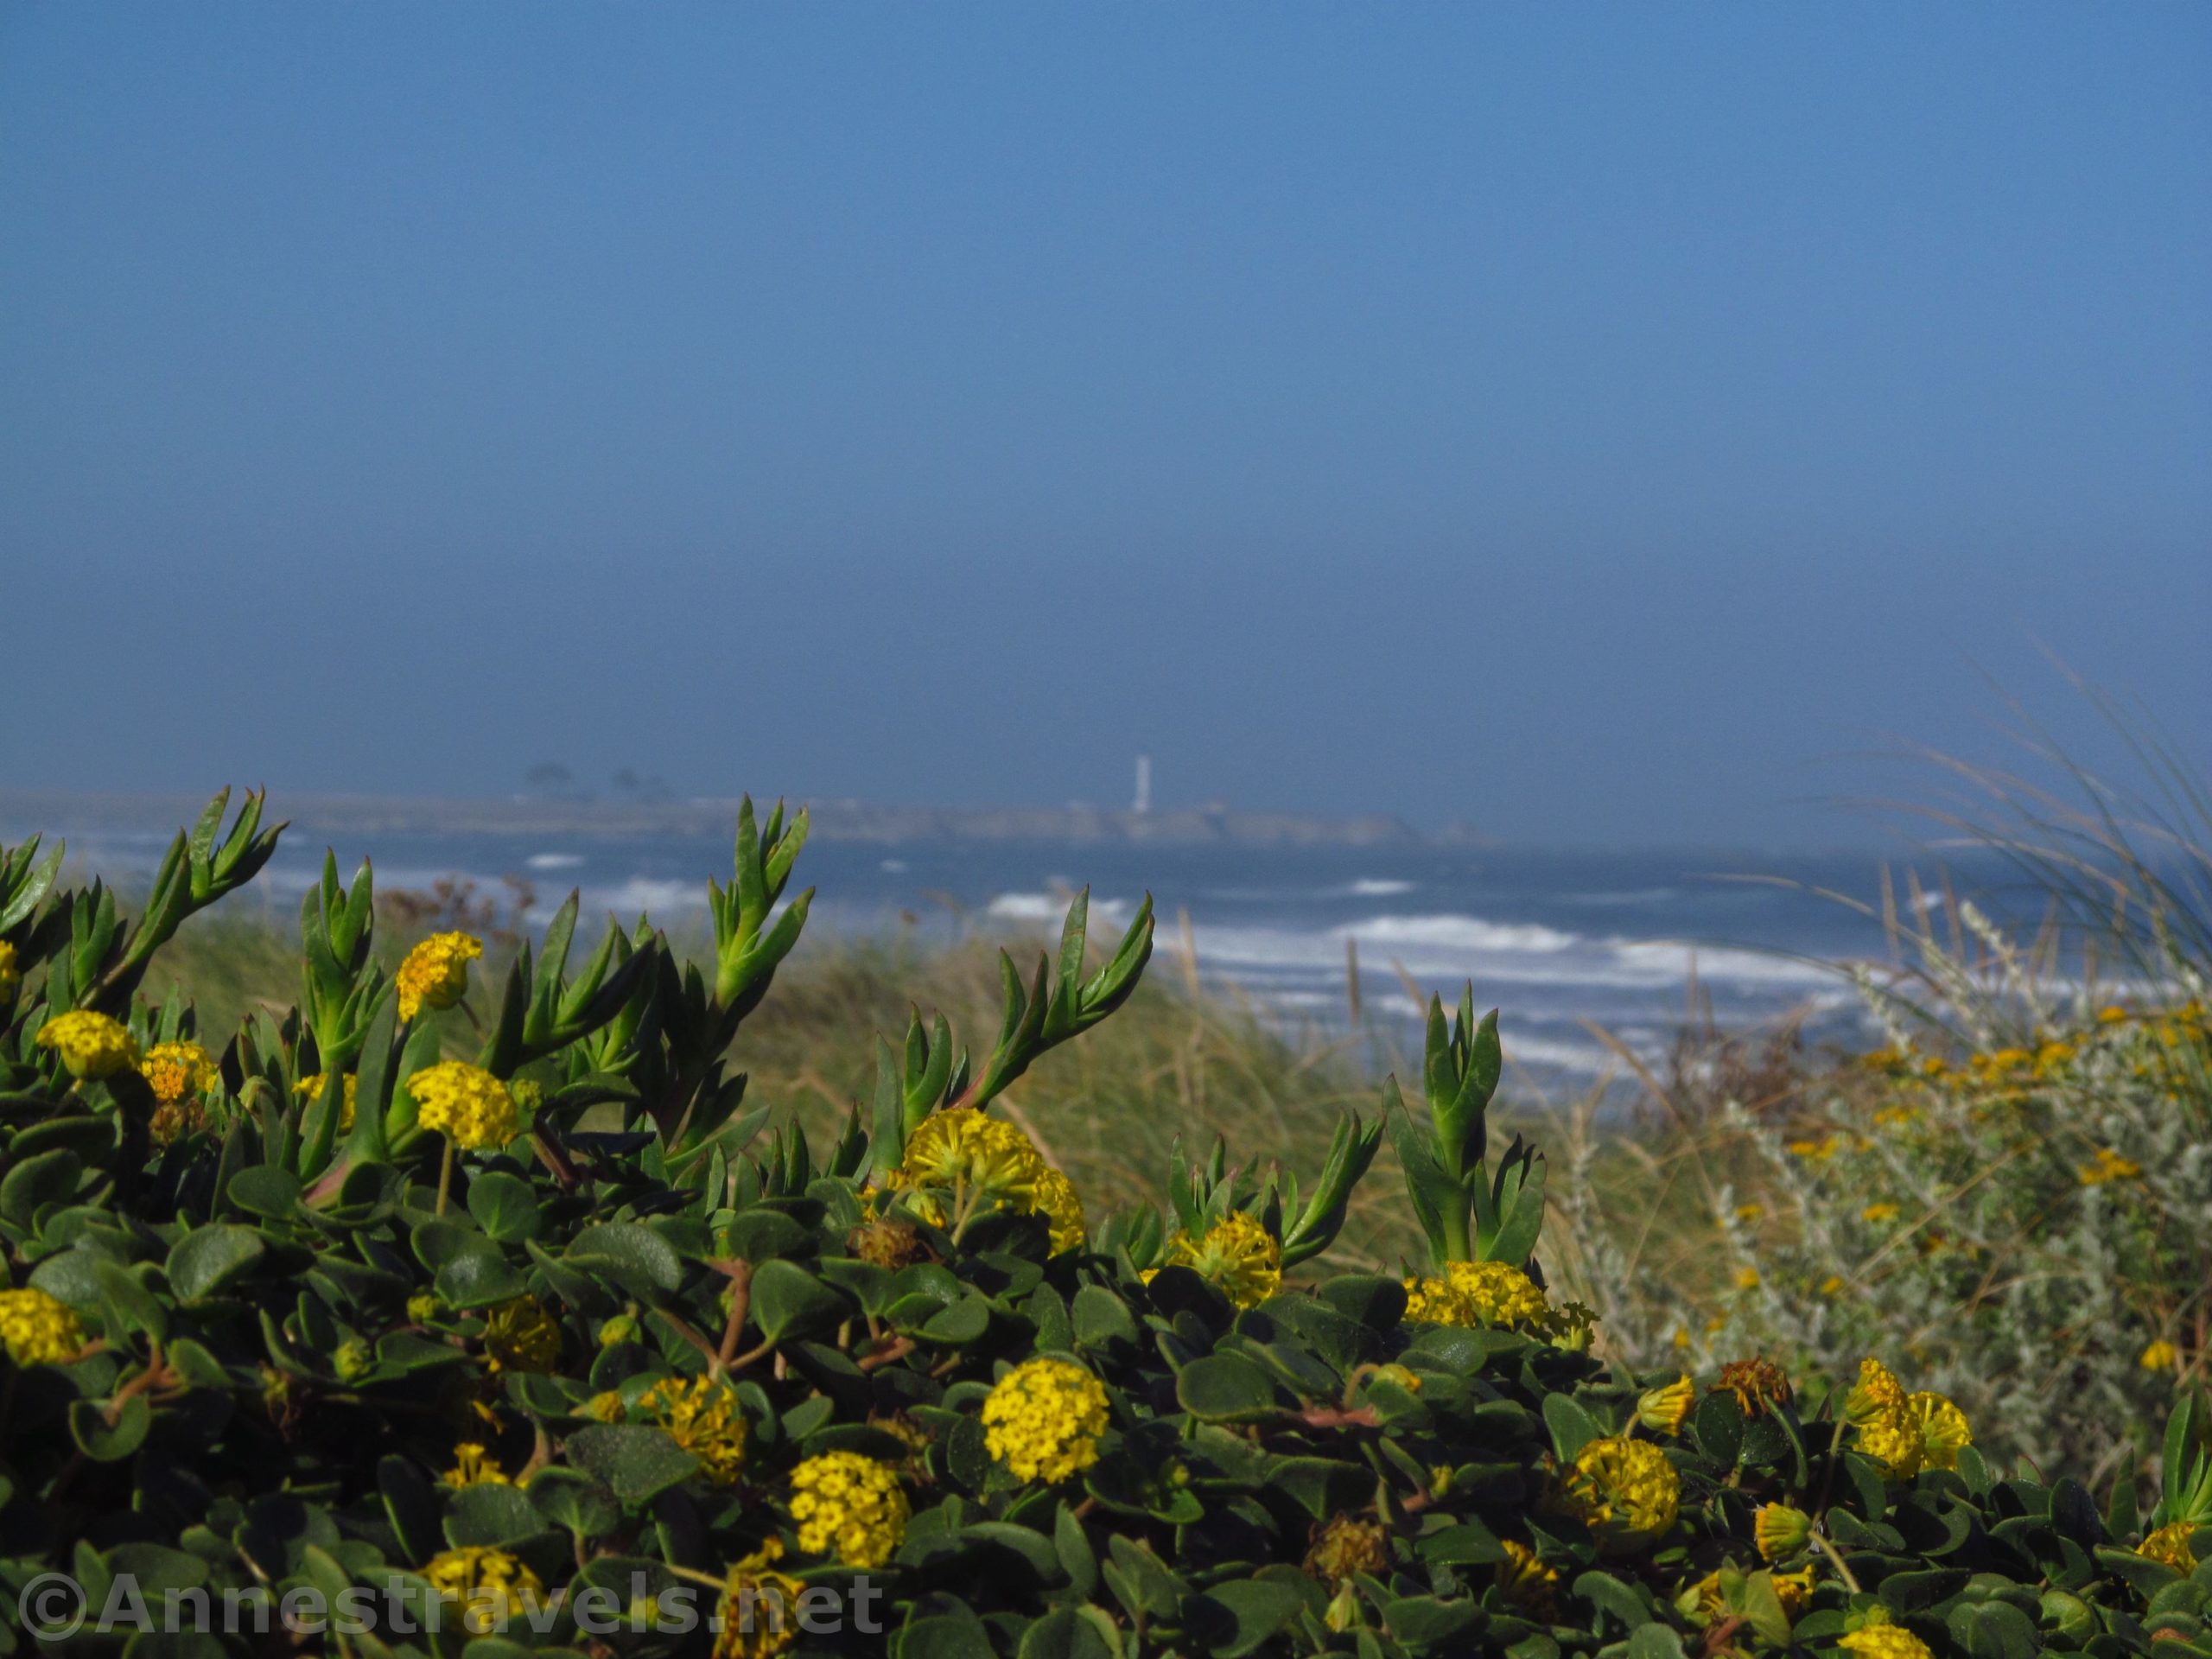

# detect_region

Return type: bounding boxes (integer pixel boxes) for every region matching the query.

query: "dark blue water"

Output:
[22,807,2039,1096]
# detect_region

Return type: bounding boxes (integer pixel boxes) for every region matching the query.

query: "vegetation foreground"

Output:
[3,790,2212,1659]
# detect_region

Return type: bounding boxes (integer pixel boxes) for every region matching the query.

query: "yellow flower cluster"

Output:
[35,1010,140,1079]
[1839,1612,1936,1659]
[890,1108,1084,1253]
[1845,1357,1971,1478]
[140,1039,218,1104]
[2078,1147,2142,1186]
[418,1546,545,1636]
[1164,1212,1282,1308]
[787,1451,909,1567]
[442,1443,511,1487]
[2142,1340,2183,1374]
[0,939,18,1003]
[1495,1538,1562,1618]
[713,1541,807,1659]
[410,1061,518,1150]
[2138,1522,2199,1573]
[981,1357,1110,1484]
[1560,1435,1680,1550]
[480,1296,560,1375]
[397,931,483,1020]
[645,1374,749,1484]
[0,1286,86,1366]
[1402,1259,1554,1332]
[296,1071,359,1130]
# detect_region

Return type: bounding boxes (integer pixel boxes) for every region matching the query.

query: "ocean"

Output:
[10,801,2044,1101]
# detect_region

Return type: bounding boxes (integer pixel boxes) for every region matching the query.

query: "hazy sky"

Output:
[3,3,2207,845]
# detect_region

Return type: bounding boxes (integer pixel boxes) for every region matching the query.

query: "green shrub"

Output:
[5,791,2212,1658]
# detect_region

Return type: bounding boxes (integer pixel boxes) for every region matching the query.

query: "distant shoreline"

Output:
[0,789,1479,850]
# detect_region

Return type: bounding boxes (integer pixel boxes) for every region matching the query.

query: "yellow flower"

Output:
[899,1108,1043,1204]
[1845,1357,1907,1425]
[35,1010,140,1080]
[295,1071,359,1130]
[2079,1147,2142,1185]
[1560,1435,1679,1551]
[1403,1260,1554,1331]
[1860,1203,1900,1224]
[397,931,482,1020]
[787,1451,909,1567]
[1818,1275,1846,1297]
[2139,1522,2198,1574]
[1733,1204,1765,1224]
[1847,1358,1969,1476]
[1304,1514,1389,1585]
[1839,1612,1936,1659]
[418,1547,545,1636]
[1368,1363,1424,1395]
[0,1287,86,1366]
[712,1541,807,1659]
[442,1443,511,1486]
[2142,1340,2182,1373]
[1636,1375,1695,1436]
[1496,1539,1561,1619]
[140,1040,218,1104]
[1733,1267,1761,1291]
[581,1390,627,1422]
[1755,1503,1813,1561]
[645,1374,749,1484]
[480,1296,560,1375]
[410,1060,518,1150]
[406,1292,440,1325]
[1031,1166,1087,1255]
[1166,1211,1283,1308]
[982,1357,1110,1484]
[0,940,17,1003]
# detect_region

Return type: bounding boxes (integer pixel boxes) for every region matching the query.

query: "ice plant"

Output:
[982,1357,1110,1484]
[786,1450,909,1567]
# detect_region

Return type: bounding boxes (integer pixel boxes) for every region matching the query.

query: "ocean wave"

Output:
[1346,878,1415,896]
[591,876,710,914]
[986,891,1135,925]
[1340,913,1580,953]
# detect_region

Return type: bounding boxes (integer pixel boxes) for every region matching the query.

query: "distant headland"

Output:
[0,790,1486,849]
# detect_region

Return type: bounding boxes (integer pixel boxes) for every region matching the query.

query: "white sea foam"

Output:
[526,852,587,871]
[1343,913,1580,953]
[594,876,709,914]
[986,891,1134,925]
[1346,878,1415,896]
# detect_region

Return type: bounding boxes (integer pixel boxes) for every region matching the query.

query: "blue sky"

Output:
[3,3,2206,844]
